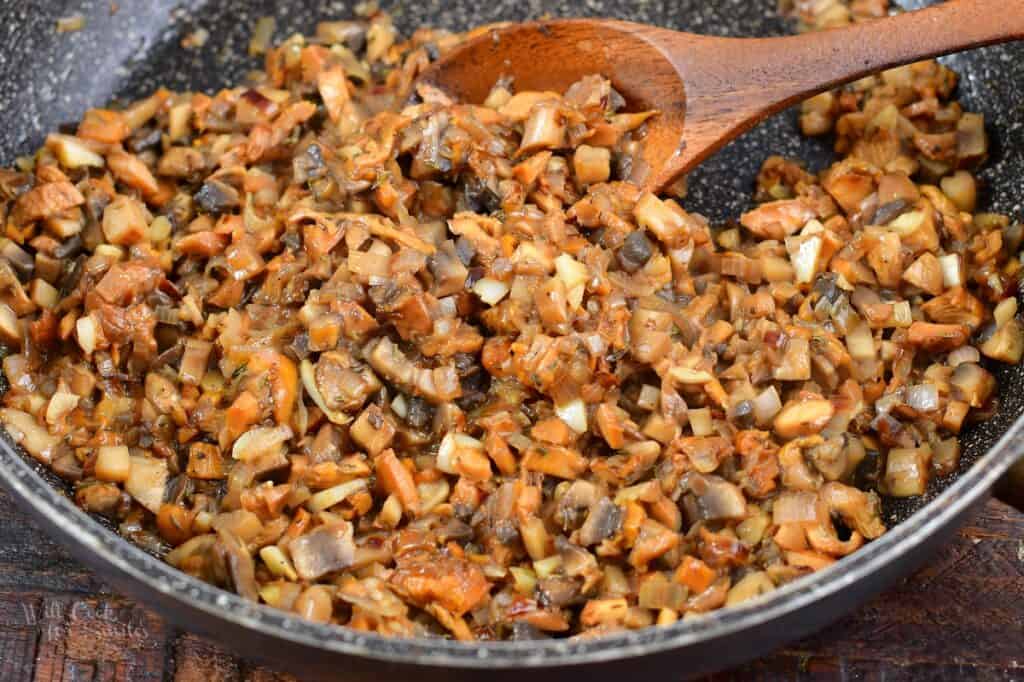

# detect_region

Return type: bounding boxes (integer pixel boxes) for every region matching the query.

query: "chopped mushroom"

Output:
[0,4,1019,642]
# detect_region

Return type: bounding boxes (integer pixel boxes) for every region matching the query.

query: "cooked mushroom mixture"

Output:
[0,2,1020,640]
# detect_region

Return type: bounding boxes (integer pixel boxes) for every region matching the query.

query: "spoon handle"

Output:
[664,0,1024,172]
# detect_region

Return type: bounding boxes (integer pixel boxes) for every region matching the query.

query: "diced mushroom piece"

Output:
[288,521,356,581]
[740,199,816,241]
[45,134,104,169]
[777,437,825,491]
[884,446,932,497]
[125,455,169,514]
[956,112,987,166]
[634,193,689,246]
[519,102,564,154]
[365,337,460,403]
[981,319,1024,364]
[901,252,943,295]
[573,145,611,185]
[179,339,213,385]
[0,408,59,464]
[578,497,624,546]
[920,287,985,330]
[349,404,396,457]
[949,362,995,407]
[682,473,748,521]
[865,230,902,288]
[906,322,970,352]
[102,195,149,245]
[628,519,679,569]
[773,400,834,439]
[390,546,491,616]
[820,482,886,539]
[12,181,85,225]
[774,336,811,381]
[941,171,977,212]
[45,385,80,425]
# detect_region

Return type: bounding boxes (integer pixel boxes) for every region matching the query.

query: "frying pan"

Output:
[0,0,1022,679]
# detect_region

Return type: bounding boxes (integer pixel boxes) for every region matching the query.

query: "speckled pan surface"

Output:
[0,0,1022,678]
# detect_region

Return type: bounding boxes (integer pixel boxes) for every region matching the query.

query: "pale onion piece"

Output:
[299,358,351,425]
[149,215,173,242]
[533,555,563,579]
[45,390,80,425]
[417,478,450,514]
[0,408,59,464]
[30,279,59,309]
[509,566,538,595]
[102,195,149,246]
[800,219,825,235]
[884,446,931,497]
[846,321,875,360]
[377,494,403,528]
[637,384,660,411]
[390,394,408,419]
[472,277,510,306]
[725,571,775,607]
[786,234,823,284]
[905,384,939,412]
[688,408,713,436]
[94,244,125,261]
[751,387,782,425]
[573,145,611,185]
[887,210,925,235]
[259,545,298,581]
[125,455,169,514]
[669,367,713,384]
[947,345,980,366]
[773,490,824,525]
[519,103,564,153]
[232,425,293,461]
[45,134,104,169]
[994,297,1018,328]
[347,250,390,280]
[634,193,687,245]
[95,445,131,482]
[307,478,368,512]
[892,300,912,328]
[76,316,98,355]
[555,398,588,434]
[938,254,962,288]
[0,303,21,346]
[554,253,588,300]
[436,432,484,474]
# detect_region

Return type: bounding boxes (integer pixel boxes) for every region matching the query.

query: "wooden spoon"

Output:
[420,0,1024,192]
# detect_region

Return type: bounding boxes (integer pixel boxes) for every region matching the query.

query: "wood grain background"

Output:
[0,489,1021,681]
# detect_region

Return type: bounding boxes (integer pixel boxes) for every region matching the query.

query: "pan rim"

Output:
[0,405,1019,668]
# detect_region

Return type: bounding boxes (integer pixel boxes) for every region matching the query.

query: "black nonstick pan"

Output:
[0,0,1022,679]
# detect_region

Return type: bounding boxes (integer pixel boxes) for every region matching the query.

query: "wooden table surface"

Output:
[0,489,1021,681]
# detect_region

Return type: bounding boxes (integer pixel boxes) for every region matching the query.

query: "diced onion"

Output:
[95,445,131,482]
[556,398,588,434]
[787,234,823,284]
[637,384,660,411]
[905,384,939,413]
[772,490,823,525]
[472,277,510,305]
[437,432,484,474]
[752,387,782,425]
[307,478,367,512]
[259,545,298,580]
[939,254,962,287]
[688,408,713,436]
[232,425,292,461]
[947,345,980,366]
[994,297,1018,328]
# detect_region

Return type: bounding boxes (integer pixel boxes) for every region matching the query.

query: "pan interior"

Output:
[0,0,1021,650]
